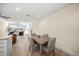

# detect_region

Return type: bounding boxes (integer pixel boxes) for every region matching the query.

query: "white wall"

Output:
[32,4,79,55]
[0,18,8,37]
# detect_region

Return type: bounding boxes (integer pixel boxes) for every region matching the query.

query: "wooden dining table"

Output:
[32,35,49,55]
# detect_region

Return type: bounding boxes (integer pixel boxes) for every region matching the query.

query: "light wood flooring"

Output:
[11,35,70,56]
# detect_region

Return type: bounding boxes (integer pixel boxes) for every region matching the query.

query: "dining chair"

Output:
[43,33,49,38]
[41,37,56,56]
[31,33,36,36]
[28,36,39,55]
[28,36,35,55]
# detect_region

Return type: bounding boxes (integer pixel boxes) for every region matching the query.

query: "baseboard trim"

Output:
[55,46,79,56]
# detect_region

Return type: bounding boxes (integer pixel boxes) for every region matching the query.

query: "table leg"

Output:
[40,45,42,55]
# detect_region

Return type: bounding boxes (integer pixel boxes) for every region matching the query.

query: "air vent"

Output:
[27,14,30,17]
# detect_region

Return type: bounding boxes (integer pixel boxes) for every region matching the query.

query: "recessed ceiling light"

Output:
[16,8,20,11]
[36,15,39,18]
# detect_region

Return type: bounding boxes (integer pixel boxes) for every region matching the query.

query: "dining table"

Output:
[32,35,49,55]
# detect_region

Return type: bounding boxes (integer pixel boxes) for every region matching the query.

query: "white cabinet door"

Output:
[6,36,12,56]
[0,40,6,56]
[0,36,12,56]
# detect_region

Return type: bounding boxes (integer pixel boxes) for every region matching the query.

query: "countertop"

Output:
[0,35,12,40]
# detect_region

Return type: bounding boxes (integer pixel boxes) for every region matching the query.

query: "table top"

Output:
[32,35,49,45]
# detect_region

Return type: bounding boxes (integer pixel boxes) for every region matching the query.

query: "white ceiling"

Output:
[0,3,71,23]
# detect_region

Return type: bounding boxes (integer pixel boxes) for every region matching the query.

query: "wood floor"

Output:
[11,35,69,56]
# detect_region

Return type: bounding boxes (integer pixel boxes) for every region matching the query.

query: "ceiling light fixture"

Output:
[36,15,39,18]
[16,8,20,11]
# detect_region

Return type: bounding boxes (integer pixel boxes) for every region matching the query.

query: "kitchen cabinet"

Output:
[0,36,12,56]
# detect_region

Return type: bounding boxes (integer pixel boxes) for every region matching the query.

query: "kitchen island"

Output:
[0,35,12,56]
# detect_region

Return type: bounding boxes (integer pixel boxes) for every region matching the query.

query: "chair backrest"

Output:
[43,33,48,38]
[28,36,35,47]
[31,33,36,36]
[47,37,56,51]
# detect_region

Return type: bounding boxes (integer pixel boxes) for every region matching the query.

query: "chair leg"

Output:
[29,46,33,56]
[49,51,53,56]
[29,47,30,52]
[30,48,33,56]
[50,51,52,56]
[53,49,55,56]
[49,51,51,56]
[31,50,33,56]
